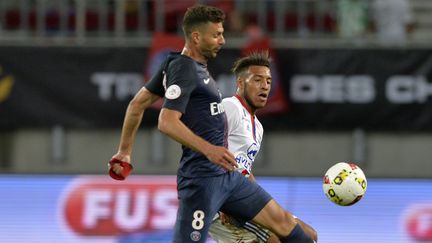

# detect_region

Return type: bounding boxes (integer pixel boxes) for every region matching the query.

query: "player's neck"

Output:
[235,94,256,115]
[181,46,207,64]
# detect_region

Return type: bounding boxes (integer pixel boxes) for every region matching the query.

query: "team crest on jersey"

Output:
[165,84,181,99]
[247,143,259,161]
[190,231,201,241]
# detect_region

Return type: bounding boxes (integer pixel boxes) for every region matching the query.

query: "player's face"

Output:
[198,22,225,59]
[240,65,272,112]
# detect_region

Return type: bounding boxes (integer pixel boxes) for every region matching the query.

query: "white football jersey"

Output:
[209,96,267,243]
[222,95,263,175]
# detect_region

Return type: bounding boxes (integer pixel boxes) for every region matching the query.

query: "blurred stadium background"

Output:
[0,0,432,242]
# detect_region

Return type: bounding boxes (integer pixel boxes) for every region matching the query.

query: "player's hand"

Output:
[110,154,130,173]
[108,154,133,180]
[204,145,237,171]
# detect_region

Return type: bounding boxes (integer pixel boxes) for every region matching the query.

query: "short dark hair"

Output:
[232,51,271,77]
[182,5,225,37]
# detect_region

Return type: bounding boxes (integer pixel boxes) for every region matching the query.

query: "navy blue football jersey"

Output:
[163,55,227,178]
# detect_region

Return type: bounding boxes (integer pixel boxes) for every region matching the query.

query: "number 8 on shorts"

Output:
[192,210,205,230]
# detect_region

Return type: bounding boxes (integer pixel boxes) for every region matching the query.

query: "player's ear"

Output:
[191,31,200,44]
[237,77,244,89]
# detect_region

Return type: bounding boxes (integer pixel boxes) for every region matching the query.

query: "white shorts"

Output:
[209,214,271,243]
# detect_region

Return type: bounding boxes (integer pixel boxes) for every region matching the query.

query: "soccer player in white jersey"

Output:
[208,51,317,243]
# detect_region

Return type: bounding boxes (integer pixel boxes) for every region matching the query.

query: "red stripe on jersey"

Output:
[235,95,256,141]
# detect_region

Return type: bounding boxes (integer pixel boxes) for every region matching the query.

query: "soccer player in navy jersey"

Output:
[110,4,316,243]
[156,5,316,243]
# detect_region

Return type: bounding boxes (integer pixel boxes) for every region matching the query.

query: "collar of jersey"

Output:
[235,94,254,117]
[180,54,207,67]
[235,94,257,141]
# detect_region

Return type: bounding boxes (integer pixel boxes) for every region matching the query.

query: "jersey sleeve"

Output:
[222,98,241,136]
[162,59,197,114]
[144,64,165,97]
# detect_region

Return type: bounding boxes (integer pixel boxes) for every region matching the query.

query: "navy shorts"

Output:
[173,171,272,243]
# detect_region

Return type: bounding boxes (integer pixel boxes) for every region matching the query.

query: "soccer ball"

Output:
[323,162,367,206]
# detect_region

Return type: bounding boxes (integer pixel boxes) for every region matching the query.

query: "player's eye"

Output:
[214,32,222,38]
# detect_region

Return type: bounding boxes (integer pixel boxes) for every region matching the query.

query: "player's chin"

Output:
[205,52,217,59]
[213,48,221,56]
[256,98,268,106]
[255,101,267,109]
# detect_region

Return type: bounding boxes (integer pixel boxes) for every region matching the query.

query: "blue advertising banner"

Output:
[0,175,431,242]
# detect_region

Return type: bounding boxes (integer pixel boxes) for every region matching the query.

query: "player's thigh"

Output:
[209,216,259,243]
[252,199,297,233]
[221,172,272,222]
[173,176,227,243]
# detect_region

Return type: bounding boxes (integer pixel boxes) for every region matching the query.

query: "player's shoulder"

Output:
[222,96,242,110]
[222,96,245,122]
[162,52,181,66]
[168,54,197,69]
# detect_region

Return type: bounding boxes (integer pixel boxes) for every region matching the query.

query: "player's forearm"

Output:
[117,103,144,155]
[160,119,212,155]
[158,110,212,156]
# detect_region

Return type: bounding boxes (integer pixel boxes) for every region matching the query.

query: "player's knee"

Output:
[310,227,318,242]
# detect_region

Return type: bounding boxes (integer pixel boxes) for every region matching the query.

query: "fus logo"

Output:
[247,143,259,161]
[210,102,225,116]
[61,176,178,236]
